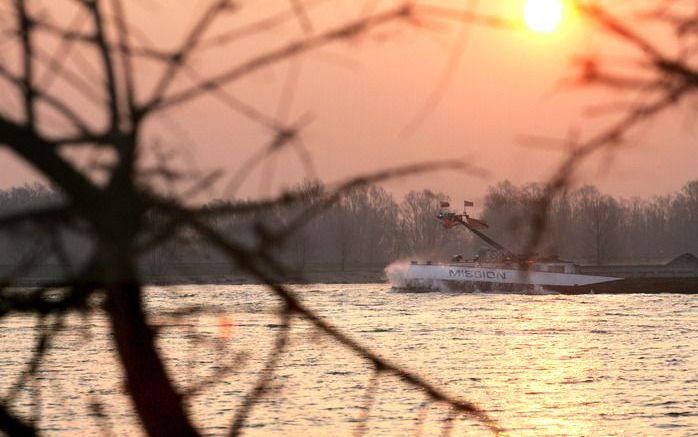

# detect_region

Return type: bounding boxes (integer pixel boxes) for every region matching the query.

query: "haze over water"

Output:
[1,284,697,436]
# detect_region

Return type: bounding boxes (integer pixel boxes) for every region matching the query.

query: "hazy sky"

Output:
[1,0,695,205]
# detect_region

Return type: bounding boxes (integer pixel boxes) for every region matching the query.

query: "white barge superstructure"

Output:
[399,261,620,293]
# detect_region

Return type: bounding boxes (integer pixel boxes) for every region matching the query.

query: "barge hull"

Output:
[548,277,698,294]
[396,277,698,294]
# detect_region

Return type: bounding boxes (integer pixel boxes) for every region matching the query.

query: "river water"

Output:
[1,285,697,436]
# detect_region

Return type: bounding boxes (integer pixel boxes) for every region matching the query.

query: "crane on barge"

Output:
[436,201,515,259]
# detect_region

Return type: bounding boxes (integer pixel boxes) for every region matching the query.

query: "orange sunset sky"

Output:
[0,0,695,204]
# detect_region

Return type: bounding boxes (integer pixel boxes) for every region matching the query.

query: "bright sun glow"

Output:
[523,0,564,33]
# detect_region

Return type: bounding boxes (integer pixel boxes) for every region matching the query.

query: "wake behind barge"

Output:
[391,202,698,294]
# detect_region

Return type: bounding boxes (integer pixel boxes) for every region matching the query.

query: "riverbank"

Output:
[0,262,388,286]
[4,262,698,293]
[149,269,387,285]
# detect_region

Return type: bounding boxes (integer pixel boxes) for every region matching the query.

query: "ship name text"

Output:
[448,269,506,280]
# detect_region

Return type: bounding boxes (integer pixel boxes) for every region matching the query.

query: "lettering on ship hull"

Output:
[449,269,506,280]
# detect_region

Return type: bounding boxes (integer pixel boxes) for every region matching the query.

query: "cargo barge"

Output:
[390,201,698,294]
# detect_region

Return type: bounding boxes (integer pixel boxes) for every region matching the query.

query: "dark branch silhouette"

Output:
[0,1,508,435]
[1,0,694,435]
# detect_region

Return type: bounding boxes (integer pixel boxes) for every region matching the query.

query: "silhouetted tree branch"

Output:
[522,0,698,257]
[1,1,694,435]
[0,1,504,435]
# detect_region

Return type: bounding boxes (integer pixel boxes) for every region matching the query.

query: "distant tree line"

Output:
[1,179,696,272]
[482,180,698,264]
[200,181,472,272]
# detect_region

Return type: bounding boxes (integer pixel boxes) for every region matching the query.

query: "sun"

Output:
[523,0,564,33]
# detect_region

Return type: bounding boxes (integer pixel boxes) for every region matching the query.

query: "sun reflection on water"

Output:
[0,286,696,435]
